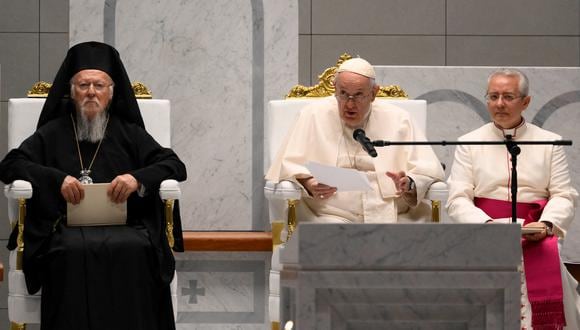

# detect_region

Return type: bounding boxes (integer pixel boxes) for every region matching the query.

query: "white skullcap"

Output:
[336,58,375,79]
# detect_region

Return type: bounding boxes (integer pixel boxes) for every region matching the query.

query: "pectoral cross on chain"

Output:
[79,169,93,184]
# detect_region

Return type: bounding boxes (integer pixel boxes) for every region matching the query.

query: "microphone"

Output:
[353,128,378,158]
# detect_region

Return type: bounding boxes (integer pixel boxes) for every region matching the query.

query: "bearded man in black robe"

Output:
[0,41,187,330]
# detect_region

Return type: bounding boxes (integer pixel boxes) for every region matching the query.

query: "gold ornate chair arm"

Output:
[5,180,33,270]
[286,199,298,240]
[164,199,175,249]
[16,198,26,270]
[159,179,181,249]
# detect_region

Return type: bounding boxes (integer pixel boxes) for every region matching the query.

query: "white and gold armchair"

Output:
[4,84,180,329]
[263,55,449,329]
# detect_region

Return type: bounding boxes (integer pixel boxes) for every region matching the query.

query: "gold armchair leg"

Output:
[10,322,26,330]
[271,321,280,330]
[431,200,441,223]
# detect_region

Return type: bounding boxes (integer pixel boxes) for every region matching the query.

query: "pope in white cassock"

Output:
[446,68,580,329]
[266,58,444,223]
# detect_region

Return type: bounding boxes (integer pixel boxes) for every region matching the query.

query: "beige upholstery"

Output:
[263,97,449,326]
[4,98,179,326]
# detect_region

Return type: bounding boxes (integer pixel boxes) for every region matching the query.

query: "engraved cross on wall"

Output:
[182,279,206,304]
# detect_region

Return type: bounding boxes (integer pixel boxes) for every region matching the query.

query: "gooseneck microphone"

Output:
[353,128,378,158]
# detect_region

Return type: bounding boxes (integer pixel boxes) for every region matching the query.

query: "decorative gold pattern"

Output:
[16,198,26,271]
[286,53,408,99]
[132,82,153,99]
[286,200,298,240]
[26,81,153,99]
[431,200,441,223]
[10,322,26,330]
[165,199,175,249]
[271,221,285,248]
[27,81,52,98]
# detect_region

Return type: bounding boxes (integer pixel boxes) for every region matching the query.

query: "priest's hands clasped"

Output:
[61,174,139,204]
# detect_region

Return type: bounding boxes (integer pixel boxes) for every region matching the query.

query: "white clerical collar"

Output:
[493,118,527,139]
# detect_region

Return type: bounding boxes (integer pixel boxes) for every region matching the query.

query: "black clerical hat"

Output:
[38,41,144,129]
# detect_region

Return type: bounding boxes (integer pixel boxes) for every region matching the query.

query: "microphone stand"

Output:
[371,138,572,224]
[505,135,520,224]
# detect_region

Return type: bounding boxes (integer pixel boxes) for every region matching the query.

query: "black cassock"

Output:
[0,113,186,330]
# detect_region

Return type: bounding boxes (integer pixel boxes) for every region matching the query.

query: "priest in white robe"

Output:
[446,68,580,329]
[266,58,444,223]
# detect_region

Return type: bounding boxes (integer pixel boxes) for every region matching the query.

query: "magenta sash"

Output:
[474,197,566,329]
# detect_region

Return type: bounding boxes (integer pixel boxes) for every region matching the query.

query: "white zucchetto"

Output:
[336,58,376,79]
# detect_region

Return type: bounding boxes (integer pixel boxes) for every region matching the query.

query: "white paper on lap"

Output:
[67,183,127,226]
[305,161,373,191]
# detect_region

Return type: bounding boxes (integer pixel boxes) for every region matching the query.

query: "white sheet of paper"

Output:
[67,183,127,226]
[305,161,373,191]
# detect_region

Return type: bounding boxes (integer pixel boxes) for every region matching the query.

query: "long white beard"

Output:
[76,108,108,143]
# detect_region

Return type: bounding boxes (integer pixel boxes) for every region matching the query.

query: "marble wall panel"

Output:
[310,35,445,82]
[0,0,38,32]
[174,252,271,329]
[299,0,311,35]
[0,73,6,240]
[447,0,580,35]
[39,33,69,82]
[447,36,580,67]
[374,66,580,262]
[0,33,39,101]
[40,0,69,32]
[298,35,311,85]
[311,0,445,35]
[70,0,298,230]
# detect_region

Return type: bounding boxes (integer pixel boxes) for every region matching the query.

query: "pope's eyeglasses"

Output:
[336,90,370,103]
